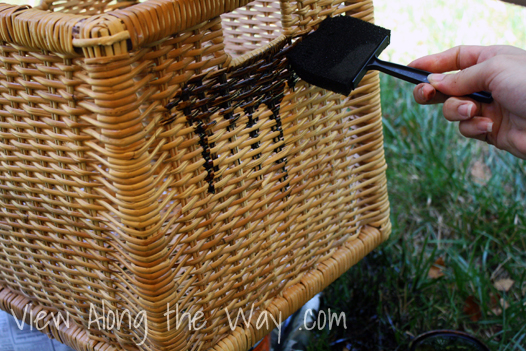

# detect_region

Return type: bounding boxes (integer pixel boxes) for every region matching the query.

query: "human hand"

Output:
[408,45,526,159]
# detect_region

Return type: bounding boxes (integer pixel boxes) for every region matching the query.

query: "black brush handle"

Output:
[367,56,493,104]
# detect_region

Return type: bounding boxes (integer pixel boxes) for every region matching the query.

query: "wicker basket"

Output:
[0,0,390,350]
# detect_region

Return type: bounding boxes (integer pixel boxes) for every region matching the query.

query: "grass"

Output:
[308,75,526,350]
[306,1,526,349]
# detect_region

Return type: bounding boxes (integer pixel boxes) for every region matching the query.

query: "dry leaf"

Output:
[500,298,509,310]
[490,293,510,316]
[428,257,445,279]
[494,278,514,292]
[471,160,491,185]
[491,307,502,316]
[490,293,500,316]
[463,295,482,322]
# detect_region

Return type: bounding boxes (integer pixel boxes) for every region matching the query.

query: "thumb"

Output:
[427,60,494,97]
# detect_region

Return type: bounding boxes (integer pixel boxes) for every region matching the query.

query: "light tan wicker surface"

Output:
[0,0,391,350]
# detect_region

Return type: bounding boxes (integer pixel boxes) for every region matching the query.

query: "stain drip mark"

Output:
[263,84,288,184]
[215,72,240,139]
[164,40,300,193]
[165,72,219,194]
[233,66,264,179]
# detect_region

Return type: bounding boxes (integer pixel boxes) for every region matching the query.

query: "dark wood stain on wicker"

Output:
[164,40,295,194]
[0,0,391,350]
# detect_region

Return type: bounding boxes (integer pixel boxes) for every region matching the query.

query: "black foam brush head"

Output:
[287,16,391,95]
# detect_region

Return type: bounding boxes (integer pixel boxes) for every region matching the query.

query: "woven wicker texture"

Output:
[0,0,390,350]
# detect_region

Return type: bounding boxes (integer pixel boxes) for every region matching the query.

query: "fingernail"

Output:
[418,85,425,99]
[428,88,436,100]
[479,122,493,133]
[486,122,493,133]
[428,73,445,83]
[458,103,473,119]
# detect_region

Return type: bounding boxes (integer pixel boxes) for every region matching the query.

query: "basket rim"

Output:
[0,0,267,56]
[0,0,374,63]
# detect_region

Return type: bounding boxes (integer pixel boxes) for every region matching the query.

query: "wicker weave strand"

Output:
[0,0,390,350]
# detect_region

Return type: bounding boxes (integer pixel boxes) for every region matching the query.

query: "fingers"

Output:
[442,97,481,122]
[408,45,525,74]
[413,91,495,144]
[426,58,496,97]
[410,48,498,106]
[439,97,493,142]
[458,117,494,140]
[408,45,487,72]
[413,83,448,105]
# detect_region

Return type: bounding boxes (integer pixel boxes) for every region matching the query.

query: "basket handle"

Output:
[109,0,256,49]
